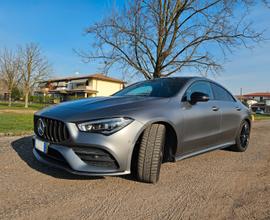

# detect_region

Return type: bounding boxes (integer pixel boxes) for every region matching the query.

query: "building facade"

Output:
[242,92,270,114]
[35,74,125,103]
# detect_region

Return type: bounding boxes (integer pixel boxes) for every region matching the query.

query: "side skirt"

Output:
[175,141,235,161]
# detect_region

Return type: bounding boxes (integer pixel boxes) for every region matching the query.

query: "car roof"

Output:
[167,76,223,86]
[137,76,209,85]
[158,76,206,81]
[147,76,202,81]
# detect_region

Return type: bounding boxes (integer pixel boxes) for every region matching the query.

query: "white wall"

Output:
[92,79,123,97]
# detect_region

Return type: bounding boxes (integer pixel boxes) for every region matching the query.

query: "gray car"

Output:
[33,77,251,183]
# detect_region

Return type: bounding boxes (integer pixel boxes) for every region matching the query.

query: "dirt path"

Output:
[0,121,269,220]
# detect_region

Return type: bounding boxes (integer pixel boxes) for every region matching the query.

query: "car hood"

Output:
[35,96,169,122]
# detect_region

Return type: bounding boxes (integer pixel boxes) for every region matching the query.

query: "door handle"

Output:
[235,107,241,111]
[212,106,219,111]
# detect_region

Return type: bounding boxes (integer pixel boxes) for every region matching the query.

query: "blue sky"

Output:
[0,0,269,95]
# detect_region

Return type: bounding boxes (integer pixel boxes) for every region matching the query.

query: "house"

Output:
[0,79,9,100]
[35,74,125,103]
[242,92,270,113]
[243,92,270,103]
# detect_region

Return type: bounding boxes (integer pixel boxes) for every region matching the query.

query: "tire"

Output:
[137,124,166,184]
[230,120,250,152]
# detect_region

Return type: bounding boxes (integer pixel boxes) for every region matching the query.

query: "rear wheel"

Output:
[230,120,250,152]
[137,124,166,184]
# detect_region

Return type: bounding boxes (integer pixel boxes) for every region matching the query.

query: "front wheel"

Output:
[230,120,251,152]
[137,124,166,184]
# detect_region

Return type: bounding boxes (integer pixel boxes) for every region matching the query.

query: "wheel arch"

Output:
[130,120,178,173]
[244,117,251,128]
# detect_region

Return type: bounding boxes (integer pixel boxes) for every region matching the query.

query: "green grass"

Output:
[0,102,48,135]
[0,112,33,134]
[0,102,46,110]
[254,114,270,120]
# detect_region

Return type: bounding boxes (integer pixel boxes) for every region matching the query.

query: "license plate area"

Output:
[35,139,49,153]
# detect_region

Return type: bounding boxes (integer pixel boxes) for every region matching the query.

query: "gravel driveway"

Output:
[0,121,269,220]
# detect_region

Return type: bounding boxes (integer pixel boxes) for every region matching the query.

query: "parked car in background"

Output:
[33,77,252,183]
[255,109,264,114]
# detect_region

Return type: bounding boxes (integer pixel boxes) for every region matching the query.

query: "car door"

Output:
[211,83,242,144]
[180,81,222,154]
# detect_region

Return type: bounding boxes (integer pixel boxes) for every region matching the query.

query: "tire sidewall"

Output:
[155,128,166,182]
[236,120,250,152]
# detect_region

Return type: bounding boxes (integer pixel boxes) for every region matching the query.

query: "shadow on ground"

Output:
[11,136,104,180]
[10,136,168,183]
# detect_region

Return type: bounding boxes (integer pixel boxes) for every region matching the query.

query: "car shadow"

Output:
[11,136,103,180]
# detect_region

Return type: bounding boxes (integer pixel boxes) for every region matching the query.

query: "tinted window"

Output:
[113,78,188,98]
[124,85,153,96]
[184,81,213,101]
[211,83,235,102]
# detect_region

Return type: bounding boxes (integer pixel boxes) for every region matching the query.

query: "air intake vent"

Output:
[72,147,119,169]
[34,116,70,143]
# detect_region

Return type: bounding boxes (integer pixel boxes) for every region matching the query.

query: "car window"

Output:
[113,78,188,98]
[211,83,235,102]
[125,85,153,96]
[184,81,213,101]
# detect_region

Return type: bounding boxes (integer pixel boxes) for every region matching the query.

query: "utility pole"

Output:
[240,88,243,101]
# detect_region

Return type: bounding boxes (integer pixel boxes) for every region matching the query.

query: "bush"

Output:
[11,87,22,101]
[66,95,85,101]
[30,95,54,104]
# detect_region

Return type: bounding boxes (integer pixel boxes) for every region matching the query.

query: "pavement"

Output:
[0,121,269,220]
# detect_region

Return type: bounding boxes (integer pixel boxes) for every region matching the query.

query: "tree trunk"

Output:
[153,62,162,78]
[25,90,29,108]
[8,90,12,107]
[153,70,161,78]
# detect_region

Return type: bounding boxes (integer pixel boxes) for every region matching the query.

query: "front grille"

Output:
[34,116,70,143]
[72,147,119,169]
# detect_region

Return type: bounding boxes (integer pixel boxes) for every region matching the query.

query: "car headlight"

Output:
[77,117,134,135]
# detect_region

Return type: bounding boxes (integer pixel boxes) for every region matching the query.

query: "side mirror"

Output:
[189,92,210,105]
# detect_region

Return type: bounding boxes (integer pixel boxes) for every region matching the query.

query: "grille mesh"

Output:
[34,116,70,143]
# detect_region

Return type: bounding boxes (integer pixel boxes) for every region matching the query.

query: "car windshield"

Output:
[113,78,187,98]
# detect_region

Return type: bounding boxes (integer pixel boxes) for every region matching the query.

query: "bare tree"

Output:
[0,48,21,107]
[81,0,267,79]
[19,43,51,108]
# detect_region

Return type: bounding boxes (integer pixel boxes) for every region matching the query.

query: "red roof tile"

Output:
[40,73,125,84]
[243,92,270,97]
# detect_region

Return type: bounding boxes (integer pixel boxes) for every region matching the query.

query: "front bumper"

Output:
[32,119,144,176]
[33,147,130,176]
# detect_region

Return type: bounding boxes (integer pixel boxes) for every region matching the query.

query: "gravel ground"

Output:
[0,121,269,220]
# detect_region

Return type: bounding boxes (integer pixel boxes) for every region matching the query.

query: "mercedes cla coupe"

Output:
[33,77,251,183]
